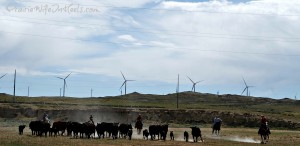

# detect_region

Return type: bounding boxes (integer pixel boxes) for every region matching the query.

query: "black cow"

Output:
[143,129,149,140]
[149,125,160,140]
[161,130,166,141]
[96,123,105,139]
[82,122,95,139]
[170,131,174,140]
[111,123,119,139]
[52,121,68,136]
[69,122,82,138]
[29,121,50,137]
[66,121,73,136]
[119,123,132,138]
[184,131,189,142]
[19,125,26,135]
[49,127,58,137]
[29,121,38,135]
[149,124,168,140]
[127,129,132,140]
[98,122,117,138]
[160,124,168,140]
[190,126,203,142]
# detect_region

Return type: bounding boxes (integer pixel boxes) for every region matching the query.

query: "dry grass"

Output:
[1,126,299,146]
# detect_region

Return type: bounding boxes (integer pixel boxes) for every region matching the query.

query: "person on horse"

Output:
[213,117,222,127]
[135,114,143,134]
[42,112,49,123]
[89,115,94,124]
[137,114,142,123]
[259,115,270,134]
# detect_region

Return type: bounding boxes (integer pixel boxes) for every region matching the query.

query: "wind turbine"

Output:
[187,76,204,92]
[56,73,71,97]
[241,77,254,97]
[120,71,134,95]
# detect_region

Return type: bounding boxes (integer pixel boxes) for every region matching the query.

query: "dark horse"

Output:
[212,122,221,136]
[135,120,143,134]
[258,124,270,144]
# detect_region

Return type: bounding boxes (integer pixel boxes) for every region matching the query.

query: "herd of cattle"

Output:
[18,121,204,142]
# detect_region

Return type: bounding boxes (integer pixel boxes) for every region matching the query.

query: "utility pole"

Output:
[28,86,29,97]
[13,69,16,103]
[176,74,179,109]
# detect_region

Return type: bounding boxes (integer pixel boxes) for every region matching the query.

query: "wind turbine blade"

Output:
[186,76,194,83]
[120,71,126,80]
[0,74,7,79]
[120,81,126,89]
[65,72,72,79]
[241,87,247,95]
[127,80,135,81]
[242,77,248,86]
[56,77,64,80]
[195,80,204,84]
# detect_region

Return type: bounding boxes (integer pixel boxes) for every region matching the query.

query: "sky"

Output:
[0,0,300,99]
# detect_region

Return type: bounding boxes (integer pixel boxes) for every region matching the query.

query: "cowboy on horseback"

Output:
[213,117,222,127]
[212,117,222,135]
[137,114,142,123]
[42,112,50,123]
[135,114,143,134]
[259,115,271,144]
[89,115,94,124]
[260,115,268,129]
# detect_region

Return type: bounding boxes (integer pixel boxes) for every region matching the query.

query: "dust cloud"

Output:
[209,135,260,143]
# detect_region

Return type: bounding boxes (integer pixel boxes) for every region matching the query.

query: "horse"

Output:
[258,124,270,144]
[135,120,143,135]
[212,121,221,136]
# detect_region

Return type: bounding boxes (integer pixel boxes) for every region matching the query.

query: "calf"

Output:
[127,129,132,140]
[170,131,174,140]
[184,131,189,142]
[19,125,26,135]
[143,129,149,140]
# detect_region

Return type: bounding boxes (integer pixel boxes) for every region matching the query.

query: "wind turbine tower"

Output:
[120,71,134,95]
[56,73,71,97]
[187,76,203,93]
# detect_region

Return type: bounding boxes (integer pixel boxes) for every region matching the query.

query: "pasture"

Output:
[1,126,299,146]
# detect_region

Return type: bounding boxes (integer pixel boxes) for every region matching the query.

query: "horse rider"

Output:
[260,115,270,132]
[89,115,94,124]
[137,114,142,122]
[213,117,222,127]
[259,115,271,134]
[42,112,49,123]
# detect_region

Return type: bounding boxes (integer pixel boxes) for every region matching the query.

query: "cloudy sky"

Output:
[0,0,299,99]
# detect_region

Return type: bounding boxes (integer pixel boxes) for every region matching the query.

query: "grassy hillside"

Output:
[0,92,299,122]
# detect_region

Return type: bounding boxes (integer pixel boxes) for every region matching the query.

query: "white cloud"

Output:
[118,34,137,42]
